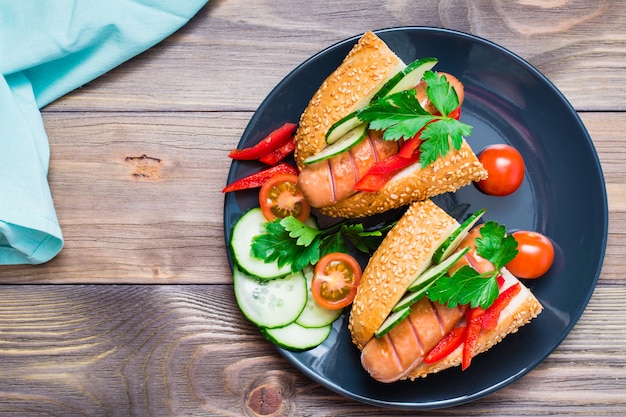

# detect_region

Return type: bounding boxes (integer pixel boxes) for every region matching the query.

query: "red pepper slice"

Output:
[222,163,299,193]
[258,137,295,165]
[424,326,467,364]
[228,123,297,161]
[462,307,484,370]
[449,107,461,121]
[481,282,521,330]
[397,134,423,159]
[353,152,420,192]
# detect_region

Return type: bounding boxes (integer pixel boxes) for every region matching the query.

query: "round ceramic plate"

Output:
[223,27,608,409]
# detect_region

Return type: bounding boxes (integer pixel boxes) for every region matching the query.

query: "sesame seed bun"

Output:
[348,199,459,350]
[293,31,487,219]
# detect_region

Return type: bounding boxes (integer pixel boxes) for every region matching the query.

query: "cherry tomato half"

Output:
[477,144,525,196]
[311,252,362,310]
[259,173,311,222]
[506,231,555,279]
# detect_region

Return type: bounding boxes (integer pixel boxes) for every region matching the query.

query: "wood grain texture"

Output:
[1,0,626,415]
[43,0,626,113]
[0,285,624,416]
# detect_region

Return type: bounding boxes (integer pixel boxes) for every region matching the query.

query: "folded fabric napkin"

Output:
[0,0,208,264]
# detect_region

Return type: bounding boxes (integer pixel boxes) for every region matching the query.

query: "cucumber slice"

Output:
[432,209,486,264]
[325,112,364,145]
[408,246,470,292]
[262,322,331,351]
[392,279,439,312]
[295,267,343,328]
[374,305,412,338]
[230,207,292,280]
[373,57,438,100]
[303,124,368,165]
[233,266,307,328]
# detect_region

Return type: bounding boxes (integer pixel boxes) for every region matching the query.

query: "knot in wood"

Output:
[125,154,162,180]
[246,383,283,416]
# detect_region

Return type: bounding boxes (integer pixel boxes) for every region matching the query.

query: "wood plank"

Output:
[43,0,626,113]
[0,284,624,416]
[0,111,622,284]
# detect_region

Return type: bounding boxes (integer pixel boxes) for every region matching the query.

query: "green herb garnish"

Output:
[356,71,472,167]
[426,221,518,309]
[251,216,395,273]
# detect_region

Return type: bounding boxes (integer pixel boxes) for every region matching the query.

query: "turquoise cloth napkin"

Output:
[0,0,208,264]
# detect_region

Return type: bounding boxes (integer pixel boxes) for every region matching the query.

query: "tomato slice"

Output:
[311,253,362,310]
[506,231,555,279]
[258,173,311,222]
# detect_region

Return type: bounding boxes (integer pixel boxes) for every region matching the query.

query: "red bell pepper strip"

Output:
[424,326,467,364]
[482,282,521,330]
[448,107,461,121]
[222,162,299,193]
[258,137,295,165]
[353,152,420,192]
[228,123,297,160]
[462,307,484,370]
[397,134,423,159]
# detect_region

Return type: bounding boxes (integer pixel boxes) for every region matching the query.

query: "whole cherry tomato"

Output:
[311,252,362,310]
[506,231,555,279]
[476,144,525,196]
[258,173,311,222]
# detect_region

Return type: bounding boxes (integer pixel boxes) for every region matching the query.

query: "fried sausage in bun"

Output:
[294,32,487,218]
[349,199,543,382]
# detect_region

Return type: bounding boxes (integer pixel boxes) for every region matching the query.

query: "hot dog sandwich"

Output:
[348,199,543,382]
[294,32,488,218]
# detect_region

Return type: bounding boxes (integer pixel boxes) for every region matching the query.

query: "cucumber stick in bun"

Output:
[294,31,487,218]
[349,200,543,382]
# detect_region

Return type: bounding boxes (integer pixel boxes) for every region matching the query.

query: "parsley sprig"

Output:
[251,216,395,273]
[426,221,519,309]
[356,71,473,167]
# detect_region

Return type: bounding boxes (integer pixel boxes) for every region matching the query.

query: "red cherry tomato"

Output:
[311,253,362,310]
[506,231,555,279]
[258,173,311,222]
[477,144,525,196]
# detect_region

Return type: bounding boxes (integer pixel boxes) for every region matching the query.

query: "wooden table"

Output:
[2,1,625,415]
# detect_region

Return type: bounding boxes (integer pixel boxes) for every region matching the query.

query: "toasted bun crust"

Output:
[348,199,459,349]
[294,31,405,171]
[406,267,543,379]
[293,31,487,219]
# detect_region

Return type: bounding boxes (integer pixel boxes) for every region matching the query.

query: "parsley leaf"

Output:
[427,265,500,309]
[356,70,473,167]
[423,71,460,116]
[474,221,519,269]
[250,216,393,273]
[427,220,519,309]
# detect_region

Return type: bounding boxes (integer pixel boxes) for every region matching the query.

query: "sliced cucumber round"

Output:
[303,124,368,165]
[432,209,486,264]
[374,305,411,338]
[325,112,364,145]
[262,322,331,351]
[233,266,307,329]
[295,267,343,328]
[230,207,292,280]
[373,57,438,100]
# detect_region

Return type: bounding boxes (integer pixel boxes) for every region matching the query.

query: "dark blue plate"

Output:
[223,27,608,409]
